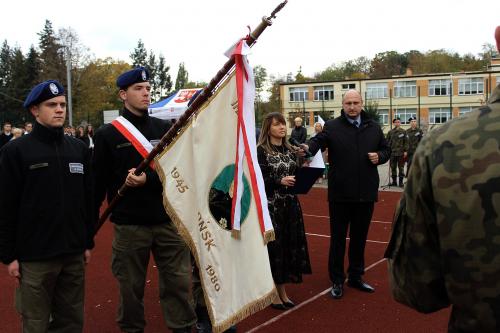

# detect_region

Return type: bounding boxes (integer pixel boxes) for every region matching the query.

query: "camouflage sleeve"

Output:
[384,140,450,313]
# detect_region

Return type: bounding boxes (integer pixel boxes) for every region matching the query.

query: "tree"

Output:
[175,62,189,90]
[24,45,40,88]
[37,20,65,82]
[154,54,172,100]
[370,51,408,78]
[130,40,147,67]
[363,101,380,123]
[73,58,129,126]
[253,65,267,126]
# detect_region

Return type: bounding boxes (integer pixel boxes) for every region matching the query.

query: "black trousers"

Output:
[328,201,374,284]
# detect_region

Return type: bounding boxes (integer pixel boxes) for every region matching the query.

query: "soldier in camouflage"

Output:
[405,117,423,175]
[384,26,500,333]
[386,118,408,187]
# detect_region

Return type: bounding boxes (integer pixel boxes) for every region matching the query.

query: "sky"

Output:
[1,0,499,83]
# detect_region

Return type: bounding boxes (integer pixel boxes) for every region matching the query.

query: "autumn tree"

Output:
[175,62,189,90]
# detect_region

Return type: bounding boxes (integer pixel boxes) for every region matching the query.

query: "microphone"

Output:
[289,137,312,158]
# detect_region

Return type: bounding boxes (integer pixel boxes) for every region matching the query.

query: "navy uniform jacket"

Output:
[0,122,94,264]
[93,108,172,226]
[308,110,390,202]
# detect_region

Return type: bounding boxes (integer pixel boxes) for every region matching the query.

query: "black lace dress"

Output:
[257,144,312,284]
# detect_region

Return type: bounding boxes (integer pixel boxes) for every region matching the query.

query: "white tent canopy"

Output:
[148,88,202,120]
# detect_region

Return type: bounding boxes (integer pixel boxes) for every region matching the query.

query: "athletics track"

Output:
[0,188,450,332]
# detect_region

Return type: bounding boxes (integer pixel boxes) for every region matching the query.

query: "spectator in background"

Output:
[75,126,85,140]
[386,118,408,187]
[24,122,33,135]
[385,26,500,333]
[10,128,23,140]
[0,122,13,148]
[405,117,423,175]
[311,122,323,137]
[290,117,307,144]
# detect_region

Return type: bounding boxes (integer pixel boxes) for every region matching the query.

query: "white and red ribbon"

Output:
[111,116,155,169]
[226,40,273,241]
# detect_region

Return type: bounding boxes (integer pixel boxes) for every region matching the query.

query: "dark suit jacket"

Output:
[308,111,390,202]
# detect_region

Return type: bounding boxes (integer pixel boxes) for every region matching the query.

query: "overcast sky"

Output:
[2,0,499,83]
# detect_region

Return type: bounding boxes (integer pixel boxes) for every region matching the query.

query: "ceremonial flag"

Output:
[155,40,277,333]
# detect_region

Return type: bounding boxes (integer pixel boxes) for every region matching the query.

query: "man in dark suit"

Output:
[303,90,390,299]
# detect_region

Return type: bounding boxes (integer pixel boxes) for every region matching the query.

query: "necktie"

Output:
[353,120,358,127]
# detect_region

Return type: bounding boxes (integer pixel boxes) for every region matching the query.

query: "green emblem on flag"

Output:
[209,164,251,231]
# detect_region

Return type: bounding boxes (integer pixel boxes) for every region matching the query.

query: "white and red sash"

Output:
[226,39,274,242]
[111,116,155,169]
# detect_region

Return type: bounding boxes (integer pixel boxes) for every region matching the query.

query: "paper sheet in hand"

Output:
[291,151,325,194]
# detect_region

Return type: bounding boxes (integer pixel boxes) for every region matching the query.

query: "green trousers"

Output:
[111,222,196,333]
[390,155,405,178]
[15,254,85,333]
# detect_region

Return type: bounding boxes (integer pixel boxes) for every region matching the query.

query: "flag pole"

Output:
[95,1,288,233]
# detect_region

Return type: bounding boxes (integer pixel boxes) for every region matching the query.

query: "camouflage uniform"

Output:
[386,127,408,186]
[405,126,423,174]
[384,85,500,333]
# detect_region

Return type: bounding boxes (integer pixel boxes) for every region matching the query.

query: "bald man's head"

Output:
[342,89,362,103]
[495,26,500,53]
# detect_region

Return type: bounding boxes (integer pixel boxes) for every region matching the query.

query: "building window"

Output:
[429,108,451,124]
[341,83,356,90]
[395,108,417,124]
[366,83,388,99]
[378,109,389,125]
[459,106,473,117]
[458,78,484,95]
[394,81,417,98]
[428,79,451,96]
[289,87,308,101]
[313,86,334,101]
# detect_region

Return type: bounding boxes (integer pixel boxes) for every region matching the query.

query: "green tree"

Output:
[370,51,408,78]
[73,58,129,126]
[155,54,172,99]
[37,20,65,82]
[363,101,380,123]
[130,39,147,67]
[175,62,189,90]
[253,65,267,126]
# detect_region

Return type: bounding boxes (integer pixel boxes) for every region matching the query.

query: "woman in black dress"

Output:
[257,112,312,309]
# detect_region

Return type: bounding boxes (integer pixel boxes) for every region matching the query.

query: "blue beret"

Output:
[23,80,65,109]
[116,66,150,89]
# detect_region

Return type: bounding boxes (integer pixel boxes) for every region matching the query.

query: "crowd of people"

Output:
[0,26,499,333]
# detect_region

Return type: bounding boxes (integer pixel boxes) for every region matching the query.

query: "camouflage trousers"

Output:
[390,155,405,178]
[16,254,85,333]
[111,223,196,333]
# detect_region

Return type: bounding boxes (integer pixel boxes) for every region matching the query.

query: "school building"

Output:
[279,57,500,135]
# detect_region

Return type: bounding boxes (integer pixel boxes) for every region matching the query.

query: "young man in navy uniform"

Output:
[0,80,94,332]
[93,67,196,333]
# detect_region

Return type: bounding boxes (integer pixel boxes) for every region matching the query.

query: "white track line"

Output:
[306,233,389,244]
[246,258,387,333]
[303,213,392,225]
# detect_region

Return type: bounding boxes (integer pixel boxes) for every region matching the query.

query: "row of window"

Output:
[377,107,473,125]
[289,77,499,102]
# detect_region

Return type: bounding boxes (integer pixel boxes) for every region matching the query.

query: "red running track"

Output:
[0,188,450,332]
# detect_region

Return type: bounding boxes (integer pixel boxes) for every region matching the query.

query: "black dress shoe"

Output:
[347,279,375,293]
[330,283,343,299]
[270,303,287,310]
[283,300,295,308]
